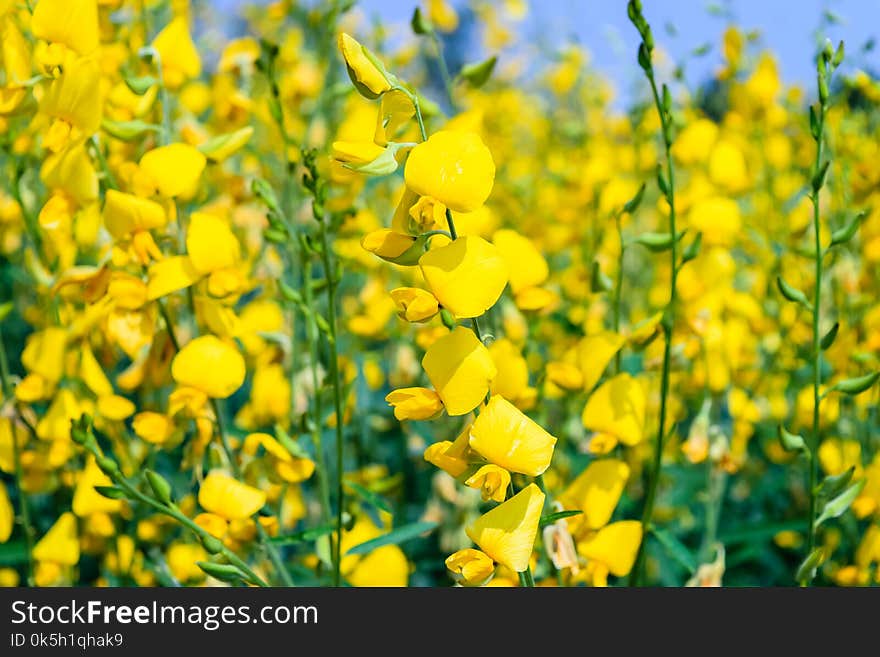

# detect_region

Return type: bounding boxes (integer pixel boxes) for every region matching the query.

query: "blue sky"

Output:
[352,0,878,102]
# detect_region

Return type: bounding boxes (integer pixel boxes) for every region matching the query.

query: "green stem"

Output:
[0,326,34,585]
[429,33,456,108]
[317,220,346,587]
[629,71,678,587]
[806,100,826,582]
[613,211,625,374]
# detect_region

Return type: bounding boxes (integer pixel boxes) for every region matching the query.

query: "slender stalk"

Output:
[627,4,679,585]
[0,326,34,585]
[613,211,625,374]
[316,221,346,587]
[429,33,456,108]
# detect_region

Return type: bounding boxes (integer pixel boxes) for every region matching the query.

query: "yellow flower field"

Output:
[0,0,879,588]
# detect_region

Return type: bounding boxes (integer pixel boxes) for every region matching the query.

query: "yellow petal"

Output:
[186,211,240,274]
[146,255,202,300]
[22,327,67,383]
[31,0,99,55]
[79,342,113,397]
[578,520,643,577]
[559,459,630,530]
[422,326,496,416]
[464,464,511,503]
[419,236,508,318]
[102,189,166,239]
[132,411,175,445]
[199,471,266,521]
[469,395,556,476]
[488,338,529,403]
[493,229,548,293]
[0,484,12,543]
[332,140,386,165]
[96,395,135,421]
[337,33,391,99]
[33,512,79,565]
[152,17,201,88]
[139,143,206,198]
[577,331,625,392]
[72,456,122,517]
[171,335,246,399]
[347,545,409,587]
[36,388,80,441]
[466,483,544,572]
[445,548,495,586]
[385,387,444,421]
[582,373,646,446]
[390,287,439,323]
[404,130,495,212]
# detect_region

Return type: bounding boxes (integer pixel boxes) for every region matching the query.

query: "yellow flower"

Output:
[72,457,122,517]
[466,483,545,572]
[332,140,385,165]
[22,327,67,383]
[559,459,629,530]
[408,196,447,233]
[419,236,508,318]
[96,395,135,421]
[198,471,266,521]
[337,33,392,99]
[102,190,166,240]
[33,512,79,565]
[424,426,473,477]
[171,335,246,399]
[361,229,419,264]
[422,326,496,415]
[151,17,201,89]
[186,211,240,274]
[31,0,99,55]
[404,130,495,212]
[469,395,556,476]
[146,255,203,300]
[0,20,31,115]
[38,56,102,152]
[582,373,645,446]
[465,464,511,502]
[385,387,444,421]
[488,338,530,404]
[0,483,12,543]
[139,143,207,198]
[576,331,625,392]
[577,520,643,577]
[390,287,439,323]
[132,412,175,445]
[445,548,494,586]
[493,229,548,294]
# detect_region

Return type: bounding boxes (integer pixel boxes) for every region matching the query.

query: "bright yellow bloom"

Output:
[332,140,385,165]
[577,520,643,577]
[465,464,511,502]
[419,236,508,318]
[577,331,625,392]
[0,483,12,543]
[423,427,473,478]
[492,229,548,293]
[33,512,79,565]
[102,190,167,240]
[132,412,175,445]
[466,483,545,572]
[31,0,99,55]
[390,287,439,323]
[72,457,122,517]
[139,143,206,199]
[22,327,67,383]
[171,335,246,399]
[422,326,496,415]
[39,56,102,152]
[337,33,392,99]
[385,387,444,421]
[186,211,240,274]
[469,395,556,476]
[405,130,495,212]
[146,255,202,300]
[198,471,266,521]
[582,373,645,446]
[559,459,629,530]
[151,17,201,89]
[445,548,494,586]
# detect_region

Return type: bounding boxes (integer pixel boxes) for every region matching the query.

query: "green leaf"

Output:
[795,548,824,584]
[270,524,336,545]
[815,479,866,526]
[123,75,158,95]
[633,231,675,252]
[345,481,393,514]
[346,521,438,556]
[650,527,697,574]
[622,182,647,214]
[590,261,613,293]
[829,210,866,247]
[681,231,702,264]
[816,466,854,504]
[0,302,13,323]
[459,56,497,88]
[539,510,583,528]
[101,119,162,141]
[776,276,811,310]
[777,425,807,453]
[832,371,880,395]
[410,7,434,35]
[93,485,128,500]
[819,322,839,350]
[718,519,805,545]
[196,561,250,584]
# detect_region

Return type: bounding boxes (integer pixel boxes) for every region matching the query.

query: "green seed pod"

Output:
[777,425,807,453]
[832,371,880,395]
[145,470,173,506]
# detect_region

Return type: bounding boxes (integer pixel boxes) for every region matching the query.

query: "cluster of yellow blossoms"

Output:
[0,0,879,588]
